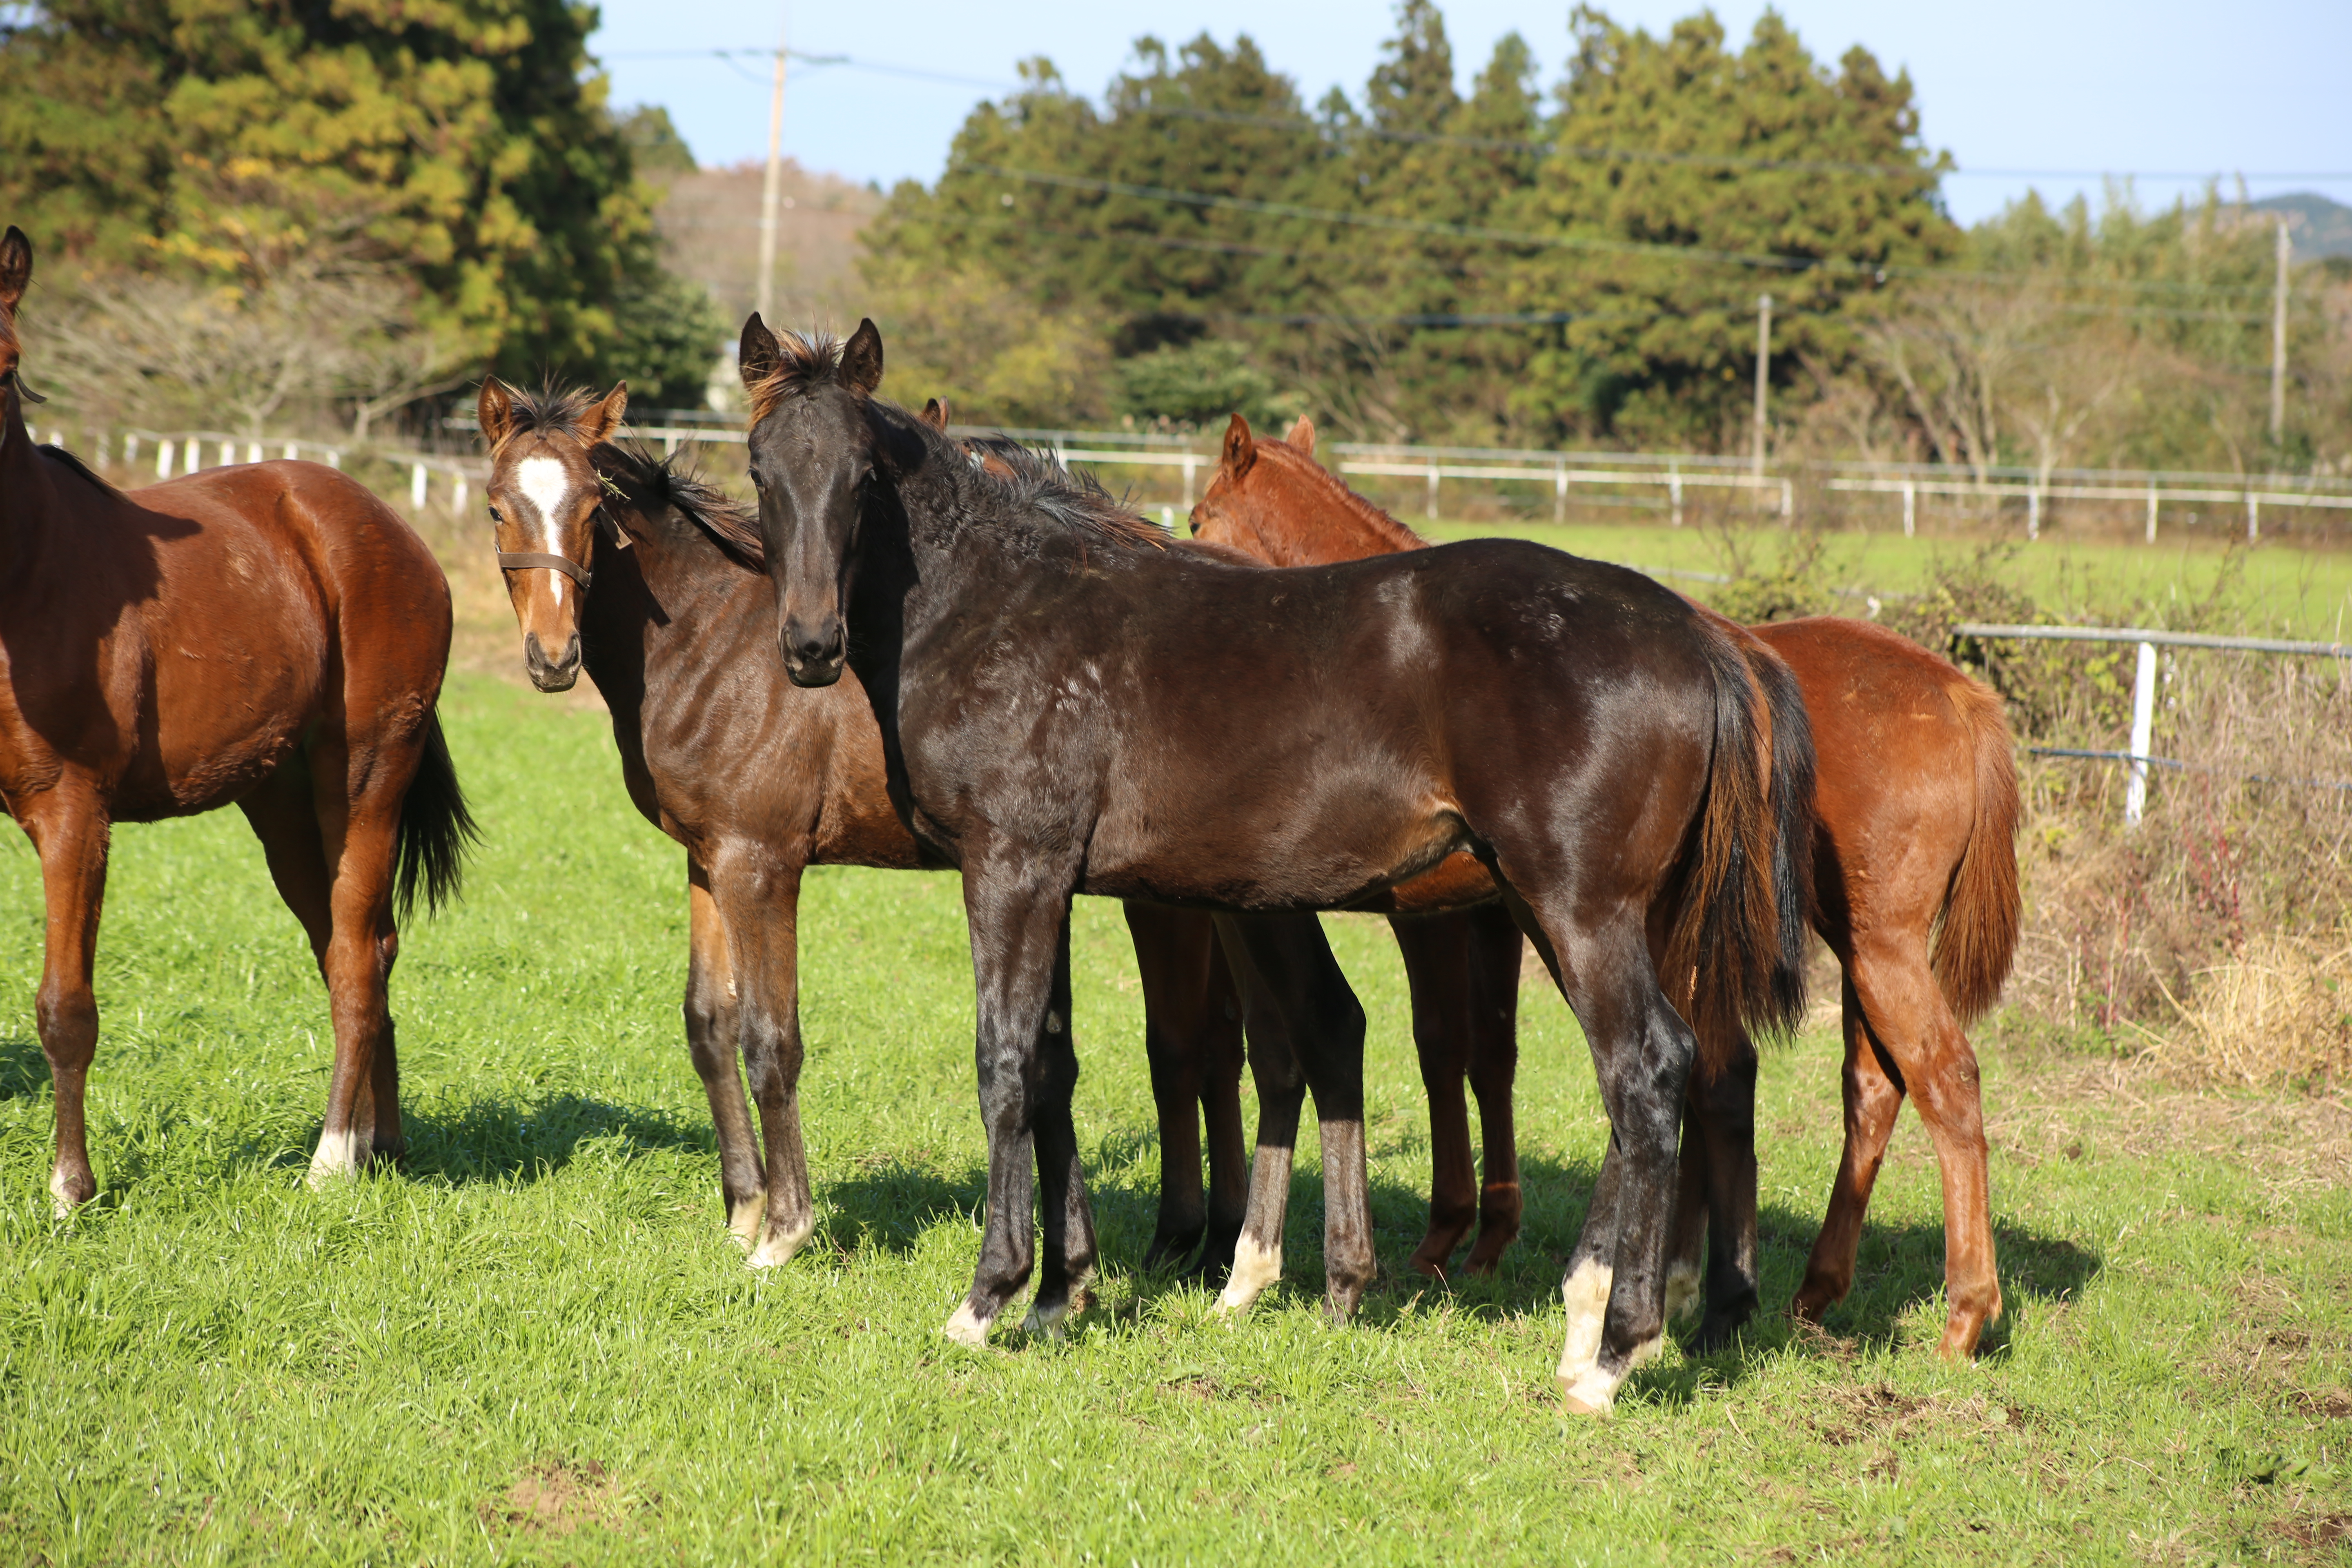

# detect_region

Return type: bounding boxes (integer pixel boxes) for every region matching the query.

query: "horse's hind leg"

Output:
[1124,903,1218,1270]
[1804,945,2000,1358]
[1024,914,1097,1337]
[1459,901,1525,1275]
[1792,972,1908,1327]
[303,740,406,1185]
[1391,912,1479,1278]
[685,862,765,1245]
[22,793,111,1214]
[1683,1039,1761,1351]
[1221,914,1374,1322]
[1211,918,1308,1317]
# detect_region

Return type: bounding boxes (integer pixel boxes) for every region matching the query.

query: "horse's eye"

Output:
[488,505,503,523]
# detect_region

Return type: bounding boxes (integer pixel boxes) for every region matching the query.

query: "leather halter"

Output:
[495,549,592,586]
[0,367,44,405]
[494,498,627,589]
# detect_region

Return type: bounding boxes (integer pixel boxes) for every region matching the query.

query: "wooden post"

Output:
[1668,467,1683,528]
[1552,460,1567,524]
[2125,641,2157,826]
[2271,218,2290,445]
[2027,486,2041,541]
[452,474,468,515]
[1425,458,1440,521]
[1182,454,1198,507]
[2146,483,2158,543]
[410,463,428,512]
[1902,480,1916,538]
[754,8,792,327]
[1751,294,1771,486]
[2246,494,2259,543]
[156,439,174,479]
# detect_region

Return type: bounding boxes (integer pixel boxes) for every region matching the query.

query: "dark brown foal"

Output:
[0,226,472,1209]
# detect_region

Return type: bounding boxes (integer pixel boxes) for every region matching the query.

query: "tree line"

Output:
[0,2,2341,475]
[864,3,2347,474]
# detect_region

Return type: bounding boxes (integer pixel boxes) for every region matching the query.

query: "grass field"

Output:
[1418,519,2352,643]
[1,674,2348,1564]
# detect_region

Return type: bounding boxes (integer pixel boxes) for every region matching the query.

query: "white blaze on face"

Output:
[516,455,575,605]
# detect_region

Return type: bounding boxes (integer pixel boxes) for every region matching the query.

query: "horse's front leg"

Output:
[711,845,816,1269]
[945,858,1092,1345]
[685,859,766,1247]
[22,791,111,1215]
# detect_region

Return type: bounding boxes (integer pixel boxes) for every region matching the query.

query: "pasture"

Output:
[0,673,2346,1563]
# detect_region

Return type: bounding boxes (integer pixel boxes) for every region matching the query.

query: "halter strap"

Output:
[495,550,592,586]
[0,367,44,405]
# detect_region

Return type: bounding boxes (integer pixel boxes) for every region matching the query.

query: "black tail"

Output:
[1665,626,1816,1076]
[394,709,479,924]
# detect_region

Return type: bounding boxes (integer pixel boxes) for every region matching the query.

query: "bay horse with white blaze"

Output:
[1192,412,2022,1358]
[742,317,1812,1414]
[0,226,474,1209]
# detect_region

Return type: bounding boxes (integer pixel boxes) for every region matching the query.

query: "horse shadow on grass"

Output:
[393,1092,715,1186]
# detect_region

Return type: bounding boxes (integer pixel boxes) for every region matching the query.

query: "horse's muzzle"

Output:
[782,619,845,688]
[525,630,581,693]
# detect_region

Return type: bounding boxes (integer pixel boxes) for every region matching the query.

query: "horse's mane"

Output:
[922,425,1170,551]
[35,443,121,499]
[744,330,848,427]
[491,385,599,455]
[595,441,766,570]
[1255,438,1429,552]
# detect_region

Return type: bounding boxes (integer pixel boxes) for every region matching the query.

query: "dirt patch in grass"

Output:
[494,1458,628,1537]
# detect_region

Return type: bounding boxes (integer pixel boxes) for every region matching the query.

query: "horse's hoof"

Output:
[942,1302,991,1347]
[728,1192,768,1250]
[1021,1300,1068,1340]
[1556,1368,1618,1417]
[746,1217,813,1270]
[1405,1250,1451,1282]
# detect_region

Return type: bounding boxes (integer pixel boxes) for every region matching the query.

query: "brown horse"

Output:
[742,319,1813,1412]
[1192,412,2022,1358]
[477,381,1330,1274]
[0,226,474,1210]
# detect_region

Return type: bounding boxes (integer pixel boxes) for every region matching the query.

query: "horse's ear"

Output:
[0,226,31,312]
[1284,414,1316,458]
[739,313,780,393]
[1220,412,1256,480]
[842,317,884,396]
[476,376,515,450]
[584,381,629,444]
[919,396,950,431]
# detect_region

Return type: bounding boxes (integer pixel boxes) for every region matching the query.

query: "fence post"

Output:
[1902,480,1915,538]
[1182,454,1198,508]
[1779,477,1793,521]
[1669,468,1683,528]
[1425,458,1440,521]
[125,433,140,466]
[283,442,299,462]
[326,450,341,470]
[244,441,261,464]
[2125,640,2157,826]
[452,474,468,515]
[2246,494,2259,543]
[1553,460,1567,524]
[409,463,427,512]
[156,439,174,479]
[2146,484,2158,543]
[2027,487,2042,541]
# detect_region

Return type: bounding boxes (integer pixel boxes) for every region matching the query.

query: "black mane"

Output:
[890,410,1171,553]
[595,441,766,570]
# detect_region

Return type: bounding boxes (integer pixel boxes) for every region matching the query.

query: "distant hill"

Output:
[652,160,884,336]
[2250,192,2352,260]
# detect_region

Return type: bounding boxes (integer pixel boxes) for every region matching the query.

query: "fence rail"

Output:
[1954,622,2352,826]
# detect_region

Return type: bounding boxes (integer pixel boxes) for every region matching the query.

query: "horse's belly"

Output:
[1081,795,1466,912]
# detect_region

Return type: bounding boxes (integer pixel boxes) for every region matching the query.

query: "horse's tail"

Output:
[394,708,479,924]
[1931,676,2022,1023]
[1665,626,1817,1077]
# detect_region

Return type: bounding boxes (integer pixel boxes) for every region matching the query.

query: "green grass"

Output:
[1421,518,2352,642]
[1,675,2346,1564]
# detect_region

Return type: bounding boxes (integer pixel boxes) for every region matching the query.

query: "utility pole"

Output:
[754,6,791,327]
[1752,293,1772,483]
[2269,218,2290,445]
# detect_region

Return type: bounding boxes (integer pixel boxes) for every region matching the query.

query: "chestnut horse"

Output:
[477,381,1378,1277]
[742,318,1811,1413]
[0,226,474,1210]
[1192,412,2022,1358]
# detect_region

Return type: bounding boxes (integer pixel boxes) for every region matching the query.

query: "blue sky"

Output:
[590,1,2352,227]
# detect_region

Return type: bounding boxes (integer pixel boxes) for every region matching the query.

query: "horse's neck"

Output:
[1265,465,1421,564]
[0,393,60,576]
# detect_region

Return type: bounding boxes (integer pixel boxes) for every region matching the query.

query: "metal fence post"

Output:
[2125,640,2157,826]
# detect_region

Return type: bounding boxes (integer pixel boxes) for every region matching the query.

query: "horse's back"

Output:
[25,460,450,818]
